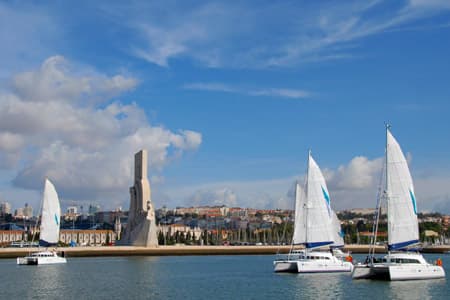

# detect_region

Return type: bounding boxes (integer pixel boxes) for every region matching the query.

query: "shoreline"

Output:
[1,244,448,259]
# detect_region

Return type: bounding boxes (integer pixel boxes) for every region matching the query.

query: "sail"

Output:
[330,210,345,248]
[304,154,334,248]
[39,179,61,246]
[292,183,306,244]
[386,129,419,250]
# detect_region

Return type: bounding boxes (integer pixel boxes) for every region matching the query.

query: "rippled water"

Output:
[1,253,448,299]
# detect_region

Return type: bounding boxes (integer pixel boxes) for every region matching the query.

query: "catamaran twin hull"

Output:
[352,263,445,281]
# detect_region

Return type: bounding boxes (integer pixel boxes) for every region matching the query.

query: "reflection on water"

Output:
[389,278,446,300]
[291,273,346,299]
[25,264,66,298]
[0,254,448,299]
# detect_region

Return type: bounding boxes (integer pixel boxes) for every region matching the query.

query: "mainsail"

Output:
[293,153,334,248]
[39,179,61,246]
[386,129,419,250]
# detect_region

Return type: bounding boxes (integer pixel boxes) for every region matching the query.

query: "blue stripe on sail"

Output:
[54,214,59,225]
[409,190,417,215]
[305,241,333,248]
[39,239,57,247]
[388,239,419,250]
[321,186,331,216]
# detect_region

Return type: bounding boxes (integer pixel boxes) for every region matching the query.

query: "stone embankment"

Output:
[1,244,448,259]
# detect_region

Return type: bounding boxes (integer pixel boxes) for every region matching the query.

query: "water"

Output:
[1,254,449,299]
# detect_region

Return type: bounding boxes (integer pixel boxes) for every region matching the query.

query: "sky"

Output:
[0,0,450,214]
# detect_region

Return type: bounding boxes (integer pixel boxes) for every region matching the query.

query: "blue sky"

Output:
[1,0,450,213]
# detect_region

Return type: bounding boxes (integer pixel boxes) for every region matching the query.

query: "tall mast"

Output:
[305,149,311,250]
[385,123,390,254]
[385,123,390,202]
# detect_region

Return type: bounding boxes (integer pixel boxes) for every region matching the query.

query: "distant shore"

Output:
[1,244,449,259]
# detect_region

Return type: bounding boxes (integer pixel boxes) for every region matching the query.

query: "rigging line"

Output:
[369,153,386,260]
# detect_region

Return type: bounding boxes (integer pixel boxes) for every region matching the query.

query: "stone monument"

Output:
[121,149,158,247]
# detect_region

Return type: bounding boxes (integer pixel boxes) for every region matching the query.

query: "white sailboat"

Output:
[274,152,353,273]
[352,126,445,280]
[17,178,67,265]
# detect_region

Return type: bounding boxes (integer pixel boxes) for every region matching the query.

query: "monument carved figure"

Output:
[121,150,158,247]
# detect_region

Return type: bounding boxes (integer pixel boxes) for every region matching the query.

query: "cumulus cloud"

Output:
[167,155,450,214]
[11,56,138,105]
[0,56,202,209]
[329,156,383,190]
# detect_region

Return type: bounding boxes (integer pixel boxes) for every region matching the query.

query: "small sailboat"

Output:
[273,151,353,273]
[17,178,67,265]
[352,126,445,280]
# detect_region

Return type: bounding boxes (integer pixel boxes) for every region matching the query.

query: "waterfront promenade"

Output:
[2,244,448,259]
[0,245,450,258]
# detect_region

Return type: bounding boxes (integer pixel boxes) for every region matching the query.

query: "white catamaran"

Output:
[274,152,353,273]
[17,178,67,265]
[352,126,445,280]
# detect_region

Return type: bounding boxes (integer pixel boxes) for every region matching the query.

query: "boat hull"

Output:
[296,260,353,273]
[352,264,374,279]
[17,256,67,265]
[273,261,298,273]
[274,250,353,273]
[388,264,445,280]
[352,260,445,281]
[17,251,67,265]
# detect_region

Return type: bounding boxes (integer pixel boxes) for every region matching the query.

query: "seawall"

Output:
[0,244,402,259]
[1,244,448,259]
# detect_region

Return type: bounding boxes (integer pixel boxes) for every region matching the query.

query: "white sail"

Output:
[386,129,419,250]
[304,154,334,248]
[292,183,306,244]
[330,210,344,247]
[39,179,61,246]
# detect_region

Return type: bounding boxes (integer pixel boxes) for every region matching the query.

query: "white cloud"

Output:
[0,56,202,209]
[11,56,138,105]
[132,22,207,67]
[161,177,298,210]
[329,156,383,190]
[0,132,25,152]
[249,88,310,99]
[188,188,238,207]
[184,82,310,99]
[183,83,238,93]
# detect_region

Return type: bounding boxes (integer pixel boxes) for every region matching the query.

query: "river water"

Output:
[1,253,448,299]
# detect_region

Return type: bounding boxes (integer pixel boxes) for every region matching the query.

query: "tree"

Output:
[158,231,165,245]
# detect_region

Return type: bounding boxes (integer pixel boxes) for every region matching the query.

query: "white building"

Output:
[0,202,11,215]
[158,224,202,240]
[0,230,23,244]
[67,206,78,214]
[59,230,116,246]
[23,203,33,219]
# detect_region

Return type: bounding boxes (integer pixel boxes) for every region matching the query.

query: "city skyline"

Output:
[1,1,450,213]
